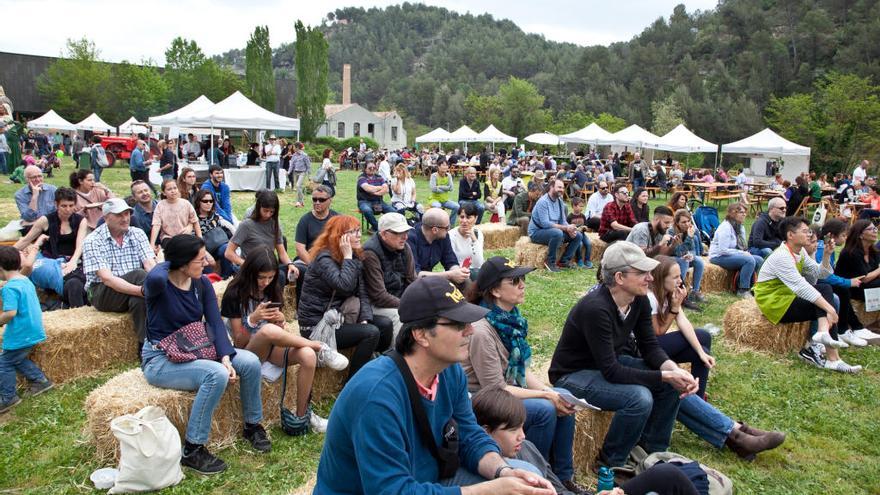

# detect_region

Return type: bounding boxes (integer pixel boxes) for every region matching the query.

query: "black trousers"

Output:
[302,316,393,381]
[600,229,630,244]
[779,282,838,338]
[585,217,601,232]
[622,462,699,495]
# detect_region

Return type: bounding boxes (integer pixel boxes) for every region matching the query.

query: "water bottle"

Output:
[597,466,614,492]
[704,323,721,336]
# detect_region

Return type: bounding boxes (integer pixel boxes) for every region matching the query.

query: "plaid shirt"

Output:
[83,224,155,290]
[598,201,636,236]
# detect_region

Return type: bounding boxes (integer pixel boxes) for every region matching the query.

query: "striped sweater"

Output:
[756,245,832,303]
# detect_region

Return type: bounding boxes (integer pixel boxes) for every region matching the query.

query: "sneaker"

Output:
[561,479,591,495]
[852,328,880,343]
[584,261,594,269]
[0,396,22,414]
[839,330,868,347]
[823,359,862,374]
[811,331,843,348]
[243,423,272,453]
[310,410,328,433]
[577,261,585,268]
[798,345,826,369]
[260,361,284,382]
[28,379,54,397]
[689,291,706,303]
[181,444,227,474]
[317,344,349,371]
[544,262,561,273]
[735,289,753,298]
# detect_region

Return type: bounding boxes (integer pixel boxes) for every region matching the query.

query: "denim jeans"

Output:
[554,355,681,467]
[358,200,395,231]
[431,200,461,226]
[0,346,48,402]
[676,394,735,449]
[676,255,704,293]
[748,247,773,259]
[0,151,7,174]
[710,252,763,289]
[458,200,485,224]
[92,165,103,183]
[212,241,237,278]
[141,342,263,444]
[577,232,592,263]
[530,228,583,266]
[523,388,575,481]
[265,161,281,190]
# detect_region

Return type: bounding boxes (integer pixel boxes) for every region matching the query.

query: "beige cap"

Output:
[601,241,659,272]
[102,198,133,215]
[378,212,412,233]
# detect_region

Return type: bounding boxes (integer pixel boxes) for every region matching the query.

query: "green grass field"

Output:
[0,160,878,494]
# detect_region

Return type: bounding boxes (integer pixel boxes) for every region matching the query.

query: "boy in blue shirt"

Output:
[0,246,53,413]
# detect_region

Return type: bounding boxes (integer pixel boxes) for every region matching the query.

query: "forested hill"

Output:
[215,1,880,145]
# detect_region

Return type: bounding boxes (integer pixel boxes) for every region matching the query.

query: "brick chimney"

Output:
[342,64,351,105]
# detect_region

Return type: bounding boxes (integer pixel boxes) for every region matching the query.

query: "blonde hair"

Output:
[394,162,410,179]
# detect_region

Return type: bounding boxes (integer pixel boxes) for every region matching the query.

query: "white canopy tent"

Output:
[476,125,517,144]
[75,113,115,133]
[721,128,811,181]
[173,91,300,131]
[654,124,717,153]
[601,124,661,148]
[26,110,77,131]
[415,127,451,143]
[559,123,613,145]
[442,125,481,143]
[118,117,149,135]
[524,132,560,146]
[148,95,215,127]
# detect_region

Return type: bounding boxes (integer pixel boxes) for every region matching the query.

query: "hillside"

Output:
[215,1,880,143]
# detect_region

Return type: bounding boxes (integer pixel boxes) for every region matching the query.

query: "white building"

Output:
[318,103,407,150]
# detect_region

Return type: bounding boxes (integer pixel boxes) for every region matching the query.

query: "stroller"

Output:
[692,205,719,251]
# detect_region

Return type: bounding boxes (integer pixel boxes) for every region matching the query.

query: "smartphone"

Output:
[265,302,283,309]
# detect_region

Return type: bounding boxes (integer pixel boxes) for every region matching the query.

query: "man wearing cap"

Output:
[362,212,416,339]
[528,179,584,273]
[314,277,554,495]
[82,198,157,351]
[407,208,470,286]
[14,165,57,227]
[548,241,698,469]
[264,135,282,191]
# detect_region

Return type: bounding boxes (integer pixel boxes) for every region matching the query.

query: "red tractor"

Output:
[98,136,160,167]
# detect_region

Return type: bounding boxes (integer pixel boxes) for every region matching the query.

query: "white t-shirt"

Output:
[647,291,660,315]
[390,177,416,206]
[378,160,392,181]
[853,165,867,182]
[264,144,281,163]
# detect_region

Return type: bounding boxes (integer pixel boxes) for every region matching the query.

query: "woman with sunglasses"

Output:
[461,257,585,495]
[297,215,393,380]
[194,189,236,278]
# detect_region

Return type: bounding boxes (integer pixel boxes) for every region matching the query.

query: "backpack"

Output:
[94,145,110,168]
[692,205,720,247]
[632,448,733,495]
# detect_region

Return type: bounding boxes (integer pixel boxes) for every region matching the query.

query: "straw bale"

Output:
[851,300,880,328]
[694,257,735,295]
[572,409,614,475]
[587,233,607,264]
[477,223,521,250]
[282,284,298,322]
[723,298,807,354]
[513,236,564,270]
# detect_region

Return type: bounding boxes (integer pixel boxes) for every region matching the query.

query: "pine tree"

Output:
[294,20,329,141]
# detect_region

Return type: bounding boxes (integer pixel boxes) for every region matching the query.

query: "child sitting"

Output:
[0,246,53,413]
[566,197,593,269]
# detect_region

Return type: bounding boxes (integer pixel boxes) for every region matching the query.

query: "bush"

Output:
[340,136,378,150]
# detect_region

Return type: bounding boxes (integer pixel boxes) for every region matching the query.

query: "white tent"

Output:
[559,122,613,144]
[415,127,451,143]
[524,132,560,146]
[654,124,717,153]
[75,113,114,133]
[26,110,77,131]
[601,124,660,148]
[118,116,149,135]
[148,95,215,127]
[721,128,810,156]
[476,125,517,143]
[442,125,481,143]
[172,91,300,131]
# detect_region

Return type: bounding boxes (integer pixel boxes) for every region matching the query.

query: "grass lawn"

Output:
[0,159,879,494]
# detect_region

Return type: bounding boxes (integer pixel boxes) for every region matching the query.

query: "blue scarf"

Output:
[481,301,531,388]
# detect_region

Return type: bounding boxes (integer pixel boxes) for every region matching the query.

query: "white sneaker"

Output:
[823,359,862,374]
[839,330,868,347]
[811,331,843,348]
[310,411,328,433]
[260,361,284,382]
[852,328,880,342]
[317,344,349,371]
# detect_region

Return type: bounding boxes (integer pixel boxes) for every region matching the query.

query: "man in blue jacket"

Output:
[314,277,554,495]
[201,165,234,224]
[528,179,584,272]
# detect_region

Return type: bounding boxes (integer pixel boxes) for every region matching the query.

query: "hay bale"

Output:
[572,408,615,475]
[513,236,565,270]
[477,223,522,250]
[587,233,607,265]
[695,257,735,295]
[723,298,807,354]
[851,300,880,328]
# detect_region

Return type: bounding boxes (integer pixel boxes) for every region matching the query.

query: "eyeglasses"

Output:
[345,229,362,236]
[430,224,450,231]
[312,197,330,203]
[621,269,650,277]
[617,190,630,195]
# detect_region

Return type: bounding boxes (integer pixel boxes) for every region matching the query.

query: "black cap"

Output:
[398,277,489,324]
[475,256,535,291]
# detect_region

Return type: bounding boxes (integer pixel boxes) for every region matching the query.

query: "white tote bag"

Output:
[109,405,184,493]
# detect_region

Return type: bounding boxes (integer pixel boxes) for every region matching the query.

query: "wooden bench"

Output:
[723,298,808,354]
[476,223,522,250]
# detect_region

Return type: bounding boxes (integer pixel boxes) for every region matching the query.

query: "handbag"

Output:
[203,224,230,254]
[156,321,218,363]
[109,406,184,493]
[387,350,460,478]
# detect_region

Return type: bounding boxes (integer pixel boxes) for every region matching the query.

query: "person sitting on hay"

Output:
[754,216,862,374]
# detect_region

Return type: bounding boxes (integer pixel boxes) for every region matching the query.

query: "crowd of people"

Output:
[2,136,879,494]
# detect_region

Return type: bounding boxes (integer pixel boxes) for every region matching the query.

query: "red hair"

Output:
[308,215,363,263]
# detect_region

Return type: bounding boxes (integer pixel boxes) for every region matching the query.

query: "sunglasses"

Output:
[506,276,526,285]
[200,199,214,203]
[312,197,329,203]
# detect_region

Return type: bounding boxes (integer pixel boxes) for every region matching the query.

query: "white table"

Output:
[225,166,287,191]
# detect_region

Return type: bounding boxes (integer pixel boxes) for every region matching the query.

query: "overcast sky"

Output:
[0,0,719,65]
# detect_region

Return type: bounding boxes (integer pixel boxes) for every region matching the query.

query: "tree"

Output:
[495,77,550,139]
[106,61,168,124]
[164,37,242,109]
[245,26,276,110]
[651,94,684,136]
[37,38,111,122]
[295,20,329,141]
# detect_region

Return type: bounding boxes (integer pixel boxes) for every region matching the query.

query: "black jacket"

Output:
[458,177,482,202]
[297,250,372,328]
[748,212,783,250]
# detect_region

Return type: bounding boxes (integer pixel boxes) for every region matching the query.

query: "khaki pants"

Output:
[371,306,402,342]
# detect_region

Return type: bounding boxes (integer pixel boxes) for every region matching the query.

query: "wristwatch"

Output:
[494,464,514,479]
